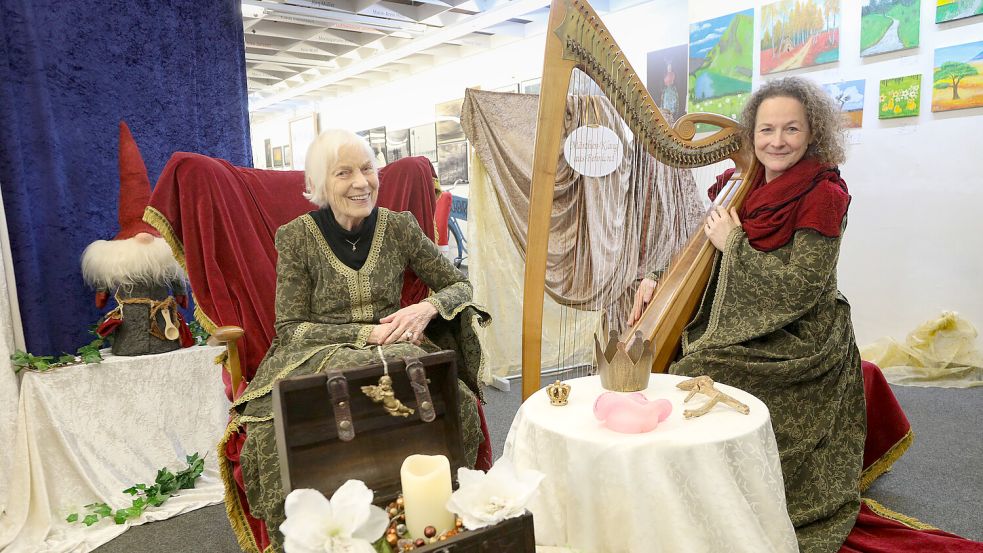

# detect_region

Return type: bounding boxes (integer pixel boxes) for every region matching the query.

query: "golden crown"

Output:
[594,318,653,392]
[546,380,571,406]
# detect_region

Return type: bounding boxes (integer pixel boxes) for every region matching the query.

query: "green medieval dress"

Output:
[225,208,489,552]
[670,225,867,553]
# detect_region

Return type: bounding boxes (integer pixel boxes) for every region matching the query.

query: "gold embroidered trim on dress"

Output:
[292,322,313,344]
[356,325,373,347]
[231,344,339,407]
[218,419,262,553]
[686,228,743,353]
[859,428,914,492]
[861,497,938,530]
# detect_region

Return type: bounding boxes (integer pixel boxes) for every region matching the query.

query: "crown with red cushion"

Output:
[113,121,160,240]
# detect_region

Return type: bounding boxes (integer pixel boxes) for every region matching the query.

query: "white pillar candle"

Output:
[400,454,455,539]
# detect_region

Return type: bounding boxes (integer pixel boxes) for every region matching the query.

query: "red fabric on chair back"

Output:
[377,156,439,307]
[435,192,452,247]
[146,153,313,399]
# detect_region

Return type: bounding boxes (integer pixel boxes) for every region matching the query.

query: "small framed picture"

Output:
[272,146,284,168]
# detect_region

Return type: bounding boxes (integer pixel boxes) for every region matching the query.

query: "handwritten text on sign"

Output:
[563,125,623,178]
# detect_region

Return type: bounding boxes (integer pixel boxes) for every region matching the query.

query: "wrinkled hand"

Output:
[627,278,658,327]
[373,301,439,345]
[704,206,741,252]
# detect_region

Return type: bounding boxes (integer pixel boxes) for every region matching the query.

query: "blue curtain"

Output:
[0,0,252,354]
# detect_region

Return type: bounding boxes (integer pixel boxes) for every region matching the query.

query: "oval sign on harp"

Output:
[562,125,623,178]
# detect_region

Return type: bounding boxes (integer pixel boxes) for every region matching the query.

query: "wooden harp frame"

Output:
[521,0,762,400]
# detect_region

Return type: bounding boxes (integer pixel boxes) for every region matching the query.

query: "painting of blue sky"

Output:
[688,9,754,121]
[823,79,866,128]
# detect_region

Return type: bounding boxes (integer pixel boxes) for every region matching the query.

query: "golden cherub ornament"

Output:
[362,375,415,418]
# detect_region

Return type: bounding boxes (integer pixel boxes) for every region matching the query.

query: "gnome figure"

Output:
[81,122,193,356]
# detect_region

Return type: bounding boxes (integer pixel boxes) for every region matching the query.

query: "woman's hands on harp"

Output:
[705,206,742,252]
[628,277,659,327]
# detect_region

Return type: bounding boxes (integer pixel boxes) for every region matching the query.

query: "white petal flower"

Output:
[445,458,544,531]
[280,481,389,553]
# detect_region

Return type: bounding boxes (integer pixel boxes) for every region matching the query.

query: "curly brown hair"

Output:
[739,77,846,165]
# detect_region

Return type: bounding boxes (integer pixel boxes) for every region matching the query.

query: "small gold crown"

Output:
[594,318,654,392]
[546,380,571,406]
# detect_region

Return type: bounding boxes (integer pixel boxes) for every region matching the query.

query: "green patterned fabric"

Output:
[670,226,866,553]
[233,208,489,551]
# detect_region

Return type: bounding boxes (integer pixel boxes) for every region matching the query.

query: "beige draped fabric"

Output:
[462,88,705,331]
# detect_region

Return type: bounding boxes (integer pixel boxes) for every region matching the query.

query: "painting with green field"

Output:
[936,0,983,23]
[932,41,983,112]
[688,9,753,129]
[861,0,919,57]
[878,74,921,119]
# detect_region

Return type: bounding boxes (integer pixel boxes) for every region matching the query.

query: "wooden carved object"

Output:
[676,376,750,419]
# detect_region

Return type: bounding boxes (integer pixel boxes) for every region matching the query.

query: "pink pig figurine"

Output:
[593,392,672,433]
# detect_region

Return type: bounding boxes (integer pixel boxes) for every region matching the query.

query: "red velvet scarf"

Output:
[377,157,439,307]
[710,157,850,252]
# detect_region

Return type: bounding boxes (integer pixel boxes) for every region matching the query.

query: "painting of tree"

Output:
[822,80,866,128]
[932,41,983,112]
[761,0,841,74]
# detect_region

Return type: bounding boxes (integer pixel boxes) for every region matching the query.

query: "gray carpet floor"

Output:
[94,382,982,552]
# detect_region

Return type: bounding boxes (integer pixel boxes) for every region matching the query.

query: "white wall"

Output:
[255,0,983,347]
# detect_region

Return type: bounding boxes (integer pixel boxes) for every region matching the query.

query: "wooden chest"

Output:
[272,350,536,552]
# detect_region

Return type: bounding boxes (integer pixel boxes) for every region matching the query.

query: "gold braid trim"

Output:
[859,428,914,492]
[686,228,743,353]
[144,206,220,334]
[218,417,262,553]
[231,344,342,408]
[861,497,939,531]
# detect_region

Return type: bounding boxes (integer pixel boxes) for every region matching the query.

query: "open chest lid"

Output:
[272,350,467,504]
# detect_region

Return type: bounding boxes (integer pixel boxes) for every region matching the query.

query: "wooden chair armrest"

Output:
[207,325,245,396]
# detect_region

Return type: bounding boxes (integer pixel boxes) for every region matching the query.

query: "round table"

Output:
[504,374,797,553]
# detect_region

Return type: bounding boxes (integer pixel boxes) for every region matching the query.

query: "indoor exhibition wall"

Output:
[254,0,983,347]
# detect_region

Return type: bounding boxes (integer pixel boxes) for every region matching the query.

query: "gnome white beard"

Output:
[81,236,186,291]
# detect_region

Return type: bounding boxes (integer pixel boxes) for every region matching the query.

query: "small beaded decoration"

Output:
[382,494,466,551]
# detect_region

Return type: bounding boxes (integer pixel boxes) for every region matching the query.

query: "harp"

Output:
[521,0,761,400]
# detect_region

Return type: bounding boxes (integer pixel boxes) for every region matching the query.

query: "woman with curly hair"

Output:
[631,76,865,553]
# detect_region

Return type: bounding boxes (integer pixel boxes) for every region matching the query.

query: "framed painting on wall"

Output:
[410,123,438,165]
[936,0,983,23]
[435,99,466,143]
[760,0,840,74]
[860,0,919,57]
[272,146,284,168]
[289,112,320,170]
[283,145,291,168]
[932,41,983,112]
[358,127,388,166]
[878,74,921,119]
[437,141,468,187]
[264,139,273,169]
[646,44,688,122]
[689,9,753,124]
[822,80,866,128]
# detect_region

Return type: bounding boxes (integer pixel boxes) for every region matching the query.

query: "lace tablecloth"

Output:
[0,345,230,553]
[505,374,797,553]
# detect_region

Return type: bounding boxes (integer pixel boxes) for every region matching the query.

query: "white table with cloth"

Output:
[0,345,229,553]
[504,373,798,553]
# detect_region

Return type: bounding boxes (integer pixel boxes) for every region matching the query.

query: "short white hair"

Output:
[304,129,376,208]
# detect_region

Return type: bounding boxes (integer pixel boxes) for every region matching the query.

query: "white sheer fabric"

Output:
[0,345,229,553]
[505,374,797,553]
[0,183,25,523]
[469,153,600,378]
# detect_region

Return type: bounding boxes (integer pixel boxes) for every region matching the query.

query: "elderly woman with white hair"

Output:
[225,129,490,552]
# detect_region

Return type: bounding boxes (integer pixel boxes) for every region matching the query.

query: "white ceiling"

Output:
[243,0,561,116]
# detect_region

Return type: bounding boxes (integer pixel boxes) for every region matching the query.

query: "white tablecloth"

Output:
[505,374,797,553]
[0,345,230,553]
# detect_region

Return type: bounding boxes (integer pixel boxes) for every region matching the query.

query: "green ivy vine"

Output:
[10,337,105,374]
[67,453,205,526]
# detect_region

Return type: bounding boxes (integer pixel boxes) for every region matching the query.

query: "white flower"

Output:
[445,458,544,531]
[280,481,389,553]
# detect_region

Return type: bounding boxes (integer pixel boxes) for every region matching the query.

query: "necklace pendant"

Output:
[351,244,357,251]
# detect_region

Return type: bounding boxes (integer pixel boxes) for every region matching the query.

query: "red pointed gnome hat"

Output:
[113,121,160,240]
